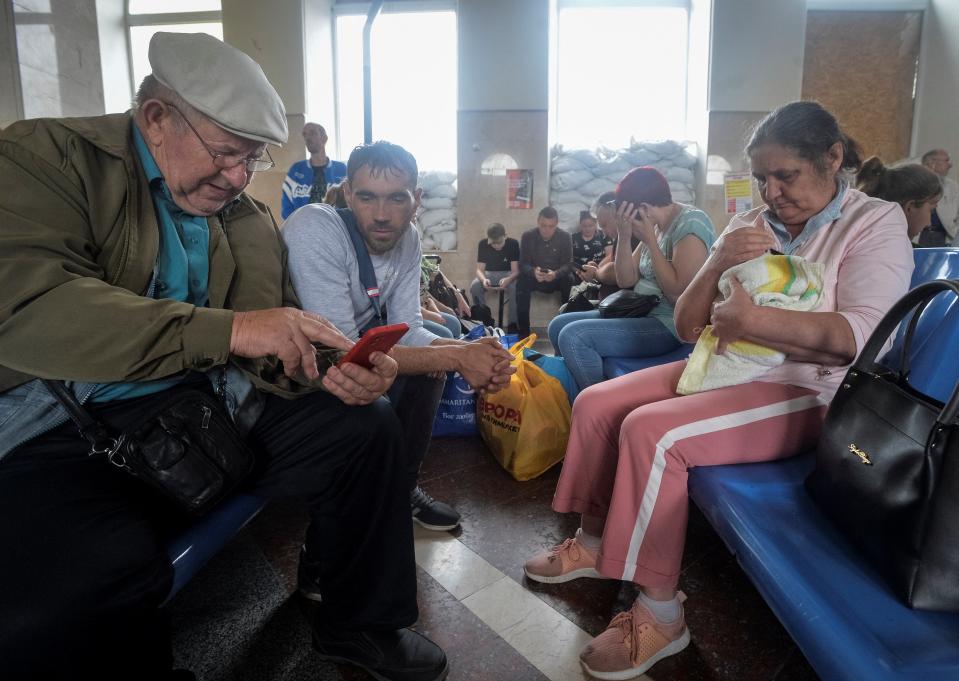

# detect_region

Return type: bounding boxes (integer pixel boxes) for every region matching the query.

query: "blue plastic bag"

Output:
[432,371,478,437]
[498,333,519,349]
[523,350,580,405]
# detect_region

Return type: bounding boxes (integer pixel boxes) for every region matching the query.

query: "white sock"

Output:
[575,527,602,552]
[639,591,681,623]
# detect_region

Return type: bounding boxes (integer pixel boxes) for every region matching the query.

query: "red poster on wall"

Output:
[506,169,533,209]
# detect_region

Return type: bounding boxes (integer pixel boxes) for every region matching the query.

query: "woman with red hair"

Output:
[546,166,715,389]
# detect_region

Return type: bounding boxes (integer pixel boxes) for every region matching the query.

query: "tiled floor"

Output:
[170,433,821,681]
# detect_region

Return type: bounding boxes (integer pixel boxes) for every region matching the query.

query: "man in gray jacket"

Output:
[284,141,514,532]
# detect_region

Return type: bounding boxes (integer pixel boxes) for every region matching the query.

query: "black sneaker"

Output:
[297,545,324,602]
[410,486,460,531]
[312,627,449,681]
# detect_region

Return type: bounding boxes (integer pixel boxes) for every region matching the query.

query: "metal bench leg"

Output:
[498,289,506,329]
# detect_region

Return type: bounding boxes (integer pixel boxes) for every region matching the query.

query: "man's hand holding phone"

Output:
[322,323,407,405]
[535,266,555,283]
[323,351,397,406]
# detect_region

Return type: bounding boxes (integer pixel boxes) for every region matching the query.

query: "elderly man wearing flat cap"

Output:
[0,32,447,681]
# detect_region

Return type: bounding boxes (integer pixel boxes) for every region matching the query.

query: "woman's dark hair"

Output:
[594,191,617,212]
[579,210,596,223]
[855,157,942,207]
[746,101,862,174]
[615,167,671,207]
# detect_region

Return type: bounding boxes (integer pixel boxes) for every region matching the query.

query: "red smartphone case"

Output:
[338,323,409,368]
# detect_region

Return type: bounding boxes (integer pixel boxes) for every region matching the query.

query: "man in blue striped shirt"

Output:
[281,122,347,219]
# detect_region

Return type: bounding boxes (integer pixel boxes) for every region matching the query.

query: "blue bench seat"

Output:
[689,455,959,681]
[602,248,959,679]
[163,493,266,603]
[602,342,693,379]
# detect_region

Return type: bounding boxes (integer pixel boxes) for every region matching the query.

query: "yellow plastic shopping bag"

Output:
[477,335,572,481]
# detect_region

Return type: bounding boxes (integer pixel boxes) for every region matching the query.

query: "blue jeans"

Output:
[423,313,460,339]
[553,311,680,389]
[547,310,598,354]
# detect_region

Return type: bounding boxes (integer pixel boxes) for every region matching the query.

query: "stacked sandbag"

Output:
[549,141,698,231]
[417,171,458,251]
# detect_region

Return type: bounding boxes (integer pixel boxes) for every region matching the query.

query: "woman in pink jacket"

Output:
[523,101,915,680]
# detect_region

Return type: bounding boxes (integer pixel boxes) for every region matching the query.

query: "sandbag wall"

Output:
[417,171,458,251]
[549,141,698,231]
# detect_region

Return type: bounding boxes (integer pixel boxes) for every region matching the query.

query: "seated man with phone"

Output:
[283,141,514,532]
[516,206,576,338]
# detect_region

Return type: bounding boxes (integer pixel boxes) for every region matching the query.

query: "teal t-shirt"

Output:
[633,205,715,338]
[90,125,211,402]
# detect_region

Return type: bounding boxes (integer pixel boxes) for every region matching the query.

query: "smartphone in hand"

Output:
[337,323,409,369]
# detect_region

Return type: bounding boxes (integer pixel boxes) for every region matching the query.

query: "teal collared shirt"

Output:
[91,125,211,402]
[763,180,847,254]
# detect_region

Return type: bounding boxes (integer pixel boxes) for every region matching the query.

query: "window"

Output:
[553,1,689,149]
[126,1,223,92]
[333,5,457,172]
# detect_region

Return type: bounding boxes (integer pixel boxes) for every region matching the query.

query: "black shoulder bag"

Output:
[597,289,659,319]
[805,279,959,612]
[44,381,255,517]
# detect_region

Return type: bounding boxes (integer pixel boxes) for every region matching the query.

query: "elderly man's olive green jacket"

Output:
[0,113,314,397]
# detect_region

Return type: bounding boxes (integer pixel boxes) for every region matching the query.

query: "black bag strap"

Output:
[42,380,122,456]
[852,279,959,425]
[337,208,385,327]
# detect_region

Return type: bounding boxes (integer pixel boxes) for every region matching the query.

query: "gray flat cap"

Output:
[149,32,288,146]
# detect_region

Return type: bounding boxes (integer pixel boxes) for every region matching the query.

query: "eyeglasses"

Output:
[167,104,275,173]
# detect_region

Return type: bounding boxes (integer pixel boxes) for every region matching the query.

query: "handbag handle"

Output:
[42,380,122,455]
[852,279,959,425]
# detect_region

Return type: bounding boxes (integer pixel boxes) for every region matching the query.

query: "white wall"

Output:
[912,0,959,180]
[708,0,807,112]
[222,0,309,219]
[687,0,713,205]
[303,0,335,137]
[457,0,549,111]
[452,0,551,295]
[222,0,306,116]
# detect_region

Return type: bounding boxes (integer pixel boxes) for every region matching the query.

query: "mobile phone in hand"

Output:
[338,323,409,369]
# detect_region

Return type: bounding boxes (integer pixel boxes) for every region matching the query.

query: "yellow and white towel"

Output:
[676,254,824,395]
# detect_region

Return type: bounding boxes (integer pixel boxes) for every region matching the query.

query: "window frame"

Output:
[124,1,223,95]
[330,0,457,166]
[552,0,692,149]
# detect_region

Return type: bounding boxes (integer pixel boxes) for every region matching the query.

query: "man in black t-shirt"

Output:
[470,223,520,329]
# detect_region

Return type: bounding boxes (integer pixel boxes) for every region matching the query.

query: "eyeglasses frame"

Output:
[166,103,275,173]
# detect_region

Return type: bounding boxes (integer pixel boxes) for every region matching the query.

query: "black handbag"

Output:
[805,279,959,612]
[44,381,255,517]
[597,290,659,319]
[560,289,598,314]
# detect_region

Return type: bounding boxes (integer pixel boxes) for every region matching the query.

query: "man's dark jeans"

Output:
[387,373,447,491]
[0,387,415,680]
[516,272,574,337]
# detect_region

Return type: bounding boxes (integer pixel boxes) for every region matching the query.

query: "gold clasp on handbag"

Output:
[848,443,872,465]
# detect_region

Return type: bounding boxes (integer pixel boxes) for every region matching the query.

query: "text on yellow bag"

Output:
[477,335,572,481]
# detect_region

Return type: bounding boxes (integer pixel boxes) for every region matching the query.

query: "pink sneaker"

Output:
[580,594,690,680]
[523,530,607,584]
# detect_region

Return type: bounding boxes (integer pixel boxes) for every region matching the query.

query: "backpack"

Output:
[428,271,461,311]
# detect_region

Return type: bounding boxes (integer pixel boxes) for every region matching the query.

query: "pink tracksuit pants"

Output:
[552,361,827,589]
